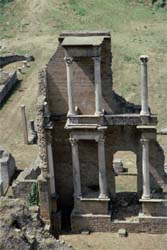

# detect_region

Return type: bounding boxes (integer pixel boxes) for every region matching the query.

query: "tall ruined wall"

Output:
[46,37,113,115]
[45,32,165,211]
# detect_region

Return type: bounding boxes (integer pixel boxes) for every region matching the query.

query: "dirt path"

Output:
[0,34,58,169]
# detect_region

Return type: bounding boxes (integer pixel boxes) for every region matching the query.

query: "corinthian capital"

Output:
[69,137,78,146]
[64,56,73,65]
[140,138,149,147]
[98,135,105,144]
[140,55,149,64]
[92,56,101,63]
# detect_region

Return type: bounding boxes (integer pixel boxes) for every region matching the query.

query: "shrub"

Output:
[27,182,39,207]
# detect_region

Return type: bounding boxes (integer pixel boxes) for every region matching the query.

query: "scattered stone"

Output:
[0,147,16,196]
[118,228,128,237]
[0,198,73,250]
[81,230,90,235]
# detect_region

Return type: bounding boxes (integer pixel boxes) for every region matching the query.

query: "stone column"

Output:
[98,136,108,198]
[140,55,149,116]
[20,105,28,144]
[70,138,82,197]
[93,56,103,115]
[64,57,75,116]
[47,142,56,195]
[141,138,151,199]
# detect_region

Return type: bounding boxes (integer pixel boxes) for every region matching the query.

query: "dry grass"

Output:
[0,0,167,168]
[60,232,167,250]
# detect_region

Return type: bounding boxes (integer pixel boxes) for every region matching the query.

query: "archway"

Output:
[112,151,141,220]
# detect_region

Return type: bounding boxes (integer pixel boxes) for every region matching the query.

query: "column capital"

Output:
[69,137,78,146]
[140,55,149,64]
[98,136,106,143]
[140,138,149,145]
[64,56,73,65]
[92,56,101,63]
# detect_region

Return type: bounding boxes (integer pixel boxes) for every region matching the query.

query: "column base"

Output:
[74,194,82,199]
[140,111,150,116]
[141,194,151,200]
[67,111,76,117]
[98,194,108,199]
[94,111,104,116]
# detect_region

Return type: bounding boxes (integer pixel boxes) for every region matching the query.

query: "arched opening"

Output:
[113,151,137,193]
[112,151,141,220]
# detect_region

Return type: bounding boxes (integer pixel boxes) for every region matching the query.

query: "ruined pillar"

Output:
[20,105,28,144]
[141,138,151,199]
[98,136,108,198]
[64,57,75,116]
[140,55,149,116]
[93,56,103,115]
[70,138,82,197]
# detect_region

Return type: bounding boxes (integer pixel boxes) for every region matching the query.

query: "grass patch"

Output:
[0,0,167,163]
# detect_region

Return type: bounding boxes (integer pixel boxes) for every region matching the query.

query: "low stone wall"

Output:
[12,161,41,200]
[71,213,167,233]
[0,147,16,196]
[0,71,18,105]
[0,54,34,68]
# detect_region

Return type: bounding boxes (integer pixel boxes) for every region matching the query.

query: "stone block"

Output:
[118,228,128,237]
[0,147,16,196]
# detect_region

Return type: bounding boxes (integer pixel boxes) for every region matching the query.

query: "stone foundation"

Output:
[71,213,167,233]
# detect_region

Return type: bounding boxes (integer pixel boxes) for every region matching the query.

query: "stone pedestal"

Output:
[73,196,110,215]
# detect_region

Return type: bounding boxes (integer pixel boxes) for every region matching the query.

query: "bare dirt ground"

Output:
[0,35,58,169]
[61,232,167,250]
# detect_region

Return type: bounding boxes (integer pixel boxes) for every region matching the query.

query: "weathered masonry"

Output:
[37,31,167,233]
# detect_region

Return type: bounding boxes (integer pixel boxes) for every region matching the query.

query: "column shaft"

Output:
[141,138,151,199]
[64,57,75,115]
[47,143,56,195]
[98,137,108,198]
[70,138,82,197]
[93,57,103,115]
[140,55,149,115]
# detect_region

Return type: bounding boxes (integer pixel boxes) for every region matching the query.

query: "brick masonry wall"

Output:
[71,214,167,233]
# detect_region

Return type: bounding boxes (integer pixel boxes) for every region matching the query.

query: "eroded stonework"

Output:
[36,31,167,233]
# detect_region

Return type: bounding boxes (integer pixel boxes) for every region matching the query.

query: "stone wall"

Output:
[36,68,53,222]
[0,71,18,106]
[0,54,34,68]
[0,147,16,196]
[46,32,140,115]
[12,162,41,200]
[71,213,167,233]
